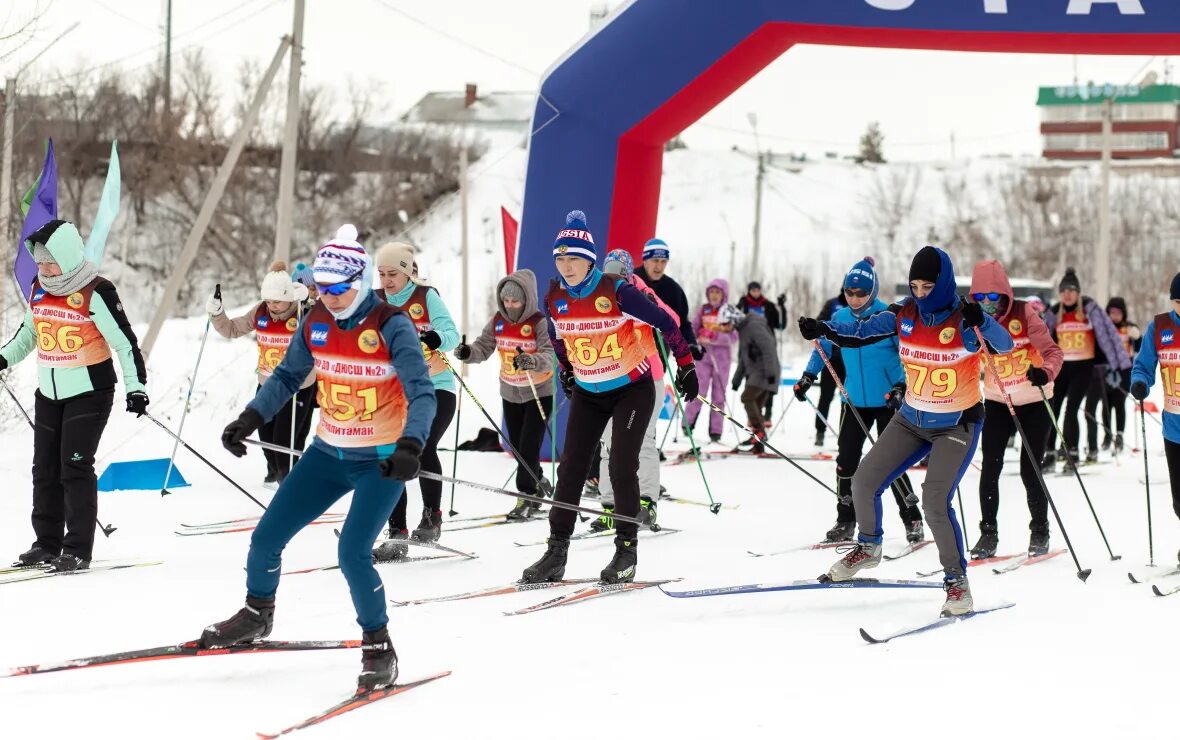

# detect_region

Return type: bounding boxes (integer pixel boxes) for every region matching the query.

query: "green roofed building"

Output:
[1037,83,1180,160]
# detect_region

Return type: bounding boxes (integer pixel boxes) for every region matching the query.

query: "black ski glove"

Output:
[513,349,540,371]
[1131,381,1148,401]
[689,344,706,361]
[454,343,472,361]
[126,391,149,417]
[675,362,699,401]
[1027,367,1050,388]
[797,317,829,341]
[793,373,815,402]
[559,368,576,398]
[420,330,442,351]
[221,408,263,458]
[885,384,905,410]
[0,356,8,371]
[380,437,423,480]
[961,301,985,329]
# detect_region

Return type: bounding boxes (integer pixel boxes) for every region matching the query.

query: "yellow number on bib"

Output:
[36,322,85,353]
[263,348,284,370]
[904,362,928,394]
[599,333,623,361]
[317,381,377,422]
[930,368,958,398]
[1059,332,1082,351]
[566,333,622,367]
[36,321,54,352]
[1162,367,1180,399]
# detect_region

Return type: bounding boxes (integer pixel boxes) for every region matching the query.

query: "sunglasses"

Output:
[843,288,869,298]
[972,292,1001,302]
[317,266,364,296]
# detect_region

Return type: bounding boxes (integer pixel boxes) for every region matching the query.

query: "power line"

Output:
[85,0,156,31]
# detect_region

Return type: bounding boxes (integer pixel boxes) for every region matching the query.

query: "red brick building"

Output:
[1038,83,1180,160]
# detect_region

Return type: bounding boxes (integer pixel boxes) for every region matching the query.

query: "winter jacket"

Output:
[1131,310,1180,445]
[466,269,556,404]
[805,298,902,408]
[211,301,316,389]
[732,313,781,393]
[692,279,738,349]
[380,280,461,392]
[629,274,679,382]
[737,293,786,330]
[969,260,1064,406]
[249,290,437,460]
[1044,297,1131,371]
[634,267,697,348]
[1,222,146,400]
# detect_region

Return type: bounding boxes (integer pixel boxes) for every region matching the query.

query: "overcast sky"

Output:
[5,0,1178,161]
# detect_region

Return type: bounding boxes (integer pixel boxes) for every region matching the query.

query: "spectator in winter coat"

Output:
[685,278,737,442]
[634,238,702,361]
[1043,267,1132,466]
[738,282,787,424]
[730,310,780,453]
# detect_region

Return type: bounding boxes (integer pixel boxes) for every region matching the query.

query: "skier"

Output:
[588,248,678,533]
[521,212,697,585]
[204,226,437,691]
[810,292,848,446]
[1043,268,1131,468]
[208,261,314,487]
[5,219,148,573]
[730,305,780,454]
[968,259,1064,559]
[372,242,460,560]
[454,268,556,520]
[1130,272,1180,563]
[1101,297,1140,454]
[798,245,1014,616]
[684,278,736,442]
[737,281,788,424]
[794,257,924,545]
[634,237,703,365]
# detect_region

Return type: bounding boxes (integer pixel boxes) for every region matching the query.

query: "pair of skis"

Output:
[0,560,162,585]
[913,549,1066,578]
[512,527,681,548]
[1127,566,1180,596]
[391,577,678,615]
[749,539,927,561]
[5,638,448,737]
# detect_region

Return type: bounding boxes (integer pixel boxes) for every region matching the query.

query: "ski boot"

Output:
[970,524,998,560]
[905,519,925,544]
[814,430,824,447]
[941,576,973,617]
[1040,450,1056,473]
[520,536,569,583]
[373,529,410,562]
[600,536,637,584]
[1101,432,1112,451]
[1060,448,1080,474]
[583,477,600,500]
[709,433,722,443]
[638,496,658,529]
[1028,524,1050,557]
[506,498,536,521]
[1085,447,1098,465]
[48,553,89,573]
[825,541,881,581]
[588,505,615,533]
[357,626,398,691]
[199,595,275,648]
[13,544,56,568]
[412,509,442,543]
[658,484,669,501]
[1114,433,1125,455]
[824,521,855,543]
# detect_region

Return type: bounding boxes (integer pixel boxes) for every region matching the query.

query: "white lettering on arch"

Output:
[1066,0,1146,14]
[864,0,917,10]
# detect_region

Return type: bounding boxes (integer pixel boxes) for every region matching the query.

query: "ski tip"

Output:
[1077,569,1092,583]
[1152,584,1166,597]
[1127,572,1139,584]
[858,627,884,644]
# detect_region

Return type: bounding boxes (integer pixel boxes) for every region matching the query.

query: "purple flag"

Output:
[16,139,58,300]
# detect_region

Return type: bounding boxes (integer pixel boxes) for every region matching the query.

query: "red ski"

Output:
[505,579,679,616]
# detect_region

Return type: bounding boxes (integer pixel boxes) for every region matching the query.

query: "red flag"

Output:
[501,206,519,274]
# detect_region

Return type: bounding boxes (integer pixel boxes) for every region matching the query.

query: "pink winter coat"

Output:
[692,278,738,349]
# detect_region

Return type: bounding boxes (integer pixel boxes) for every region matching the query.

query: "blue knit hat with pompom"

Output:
[553,210,596,263]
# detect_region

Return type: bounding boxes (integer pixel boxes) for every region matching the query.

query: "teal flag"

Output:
[84,140,121,268]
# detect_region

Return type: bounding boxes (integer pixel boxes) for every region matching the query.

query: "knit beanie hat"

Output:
[376,242,416,279]
[260,260,297,302]
[642,238,670,261]
[1171,273,1180,301]
[844,256,877,293]
[908,246,942,283]
[602,248,635,278]
[553,210,596,262]
[1106,296,1128,316]
[747,281,762,292]
[1059,267,1081,293]
[291,262,315,288]
[313,224,368,286]
[499,280,525,303]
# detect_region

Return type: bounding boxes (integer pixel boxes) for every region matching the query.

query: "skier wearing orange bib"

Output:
[799,246,1013,616]
[520,211,697,585]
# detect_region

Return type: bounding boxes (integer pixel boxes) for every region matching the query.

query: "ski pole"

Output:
[656,335,721,514]
[1111,383,1165,427]
[0,377,117,537]
[163,284,218,497]
[1038,387,1119,561]
[439,353,553,496]
[658,400,678,453]
[694,394,838,497]
[146,413,267,511]
[515,347,555,497]
[767,394,796,439]
[1140,402,1154,567]
[448,371,462,517]
[287,298,303,482]
[803,395,839,440]
[242,438,639,524]
[971,328,1091,580]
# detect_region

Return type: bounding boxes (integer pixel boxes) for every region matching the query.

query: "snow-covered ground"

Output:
[0,307,1175,739]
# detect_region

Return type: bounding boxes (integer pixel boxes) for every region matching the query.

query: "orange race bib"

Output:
[548,279,647,385]
[494,313,553,388]
[1154,312,1180,415]
[404,284,448,376]
[30,280,112,369]
[1056,308,1095,361]
[254,304,298,378]
[983,305,1050,406]
[896,303,981,414]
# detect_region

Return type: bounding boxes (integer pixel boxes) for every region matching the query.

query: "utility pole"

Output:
[459,145,469,378]
[273,0,305,264]
[1096,96,1113,302]
[163,0,172,118]
[950,131,956,161]
[751,150,764,284]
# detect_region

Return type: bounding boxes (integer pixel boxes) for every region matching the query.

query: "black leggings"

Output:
[1047,359,1095,454]
[549,381,655,540]
[1102,378,1128,436]
[503,395,554,494]
[835,405,920,525]
[258,385,316,481]
[390,388,456,528]
[979,399,1051,530]
[1166,439,1180,520]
